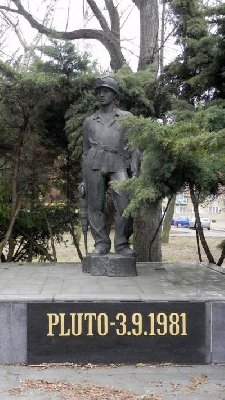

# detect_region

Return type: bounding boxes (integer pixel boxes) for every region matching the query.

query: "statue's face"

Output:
[95,86,116,106]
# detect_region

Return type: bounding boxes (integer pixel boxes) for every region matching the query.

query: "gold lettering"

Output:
[47,313,60,337]
[116,313,127,335]
[132,313,143,336]
[169,313,180,335]
[84,313,97,336]
[148,313,156,336]
[48,310,188,338]
[59,313,71,336]
[156,312,168,336]
[71,313,83,336]
[97,313,109,336]
[180,313,188,336]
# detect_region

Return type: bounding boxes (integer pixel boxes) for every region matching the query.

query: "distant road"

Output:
[170,226,225,238]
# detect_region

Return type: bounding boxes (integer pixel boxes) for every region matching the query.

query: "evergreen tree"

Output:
[165,0,225,102]
[155,0,225,258]
[0,42,93,262]
[119,103,225,264]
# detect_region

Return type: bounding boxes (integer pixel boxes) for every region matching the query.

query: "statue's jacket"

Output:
[83,108,139,175]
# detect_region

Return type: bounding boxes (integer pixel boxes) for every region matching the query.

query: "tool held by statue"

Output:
[78,182,88,255]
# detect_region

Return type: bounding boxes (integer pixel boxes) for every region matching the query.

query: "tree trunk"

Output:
[6,125,26,261]
[138,0,159,71]
[0,200,22,261]
[217,246,225,267]
[27,184,35,262]
[159,0,166,74]
[27,240,33,262]
[161,194,176,244]
[133,201,162,262]
[132,0,161,261]
[195,228,202,263]
[42,206,57,262]
[65,151,83,262]
[189,183,215,264]
[69,217,83,262]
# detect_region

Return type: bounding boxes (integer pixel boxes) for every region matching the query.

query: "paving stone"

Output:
[0,364,225,400]
[212,302,225,363]
[0,303,26,363]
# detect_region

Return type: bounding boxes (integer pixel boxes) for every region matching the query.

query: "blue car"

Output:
[173,216,190,228]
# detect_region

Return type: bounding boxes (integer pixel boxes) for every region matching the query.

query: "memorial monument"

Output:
[80,76,139,276]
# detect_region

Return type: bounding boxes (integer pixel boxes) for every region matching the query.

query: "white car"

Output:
[189,217,210,230]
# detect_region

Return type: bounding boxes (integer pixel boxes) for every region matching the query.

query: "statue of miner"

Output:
[82,76,139,257]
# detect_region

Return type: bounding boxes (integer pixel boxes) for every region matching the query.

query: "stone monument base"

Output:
[1,262,225,364]
[82,253,137,277]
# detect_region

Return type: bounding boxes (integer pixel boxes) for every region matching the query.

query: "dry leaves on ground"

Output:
[9,379,140,400]
[186,374,208,393]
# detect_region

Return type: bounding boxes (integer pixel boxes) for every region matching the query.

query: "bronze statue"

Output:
[81,76,139,257]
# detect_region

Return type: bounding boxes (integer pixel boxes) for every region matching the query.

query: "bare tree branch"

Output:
[31,0,57,50]
[6,0,66,36]
[131,0,140,10]
[0,14,13,53]
[0,1,57,66]
[86,0,110,32]
[0,10,27,49]
[159,0,166,74]
[104,0,120,35]
[0,0,126,70]
[0,2,108,43]
[0,4,19,14]
[120,5,135,30]
[65,0,71,32]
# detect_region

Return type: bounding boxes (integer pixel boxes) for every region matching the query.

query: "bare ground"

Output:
[54,232,225,266]
[162,236,223,264]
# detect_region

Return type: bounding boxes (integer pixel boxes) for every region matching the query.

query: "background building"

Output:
[163,190,225,230]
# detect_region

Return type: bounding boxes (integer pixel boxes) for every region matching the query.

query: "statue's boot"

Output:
[116,246,136,257]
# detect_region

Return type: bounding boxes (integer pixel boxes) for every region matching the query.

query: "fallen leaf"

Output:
[186,374,208,393]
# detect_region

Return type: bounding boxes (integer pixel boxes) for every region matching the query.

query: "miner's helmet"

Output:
[94,75,119,95]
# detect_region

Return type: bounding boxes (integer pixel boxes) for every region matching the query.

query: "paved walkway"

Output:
[0,363,225,400]
[0,261,224,301]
